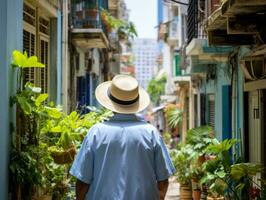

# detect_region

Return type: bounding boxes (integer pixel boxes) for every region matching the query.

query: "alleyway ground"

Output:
[165,177,180,200]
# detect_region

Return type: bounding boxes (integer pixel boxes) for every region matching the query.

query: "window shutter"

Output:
[200,93,206,125]
[23,3,36,85]
[40,39,49,93]
[23,29,36,84]
[208,95,215,129]
[39,17,50,94]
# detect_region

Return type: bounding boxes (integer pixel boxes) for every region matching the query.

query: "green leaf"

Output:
[45,107,62,119]
[235,183,245,192]
[50,126,62,133]
[12,50,45,68]
[35,93,48,106]
[216,171,226,178]
[17,96,32,114]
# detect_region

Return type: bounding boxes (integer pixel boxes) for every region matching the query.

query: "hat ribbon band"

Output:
[108,89,139,105]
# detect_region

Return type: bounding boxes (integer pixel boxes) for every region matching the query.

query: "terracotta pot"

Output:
[197,155,206,165]
[207,195,224,200]
[85,9,98,19]
[39,195,52,200]
[180,184,192,200]
[193,189,201,200]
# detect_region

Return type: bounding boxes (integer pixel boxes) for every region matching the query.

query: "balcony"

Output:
[207,0,266,46]
[70,0,109,50]
[167,17,179,47]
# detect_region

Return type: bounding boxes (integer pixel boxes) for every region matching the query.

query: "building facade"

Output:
[0,0,63,198]
[133,38,157,89]
[180,0,266,173]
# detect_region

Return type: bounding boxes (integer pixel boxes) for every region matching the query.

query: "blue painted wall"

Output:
[0,0,23,198]
[200,62,231,140]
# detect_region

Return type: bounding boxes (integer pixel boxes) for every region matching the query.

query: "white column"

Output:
[62,0,69,113]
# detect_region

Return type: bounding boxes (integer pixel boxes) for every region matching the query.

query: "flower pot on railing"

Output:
[76,11,83,20]
[85,8,98,19]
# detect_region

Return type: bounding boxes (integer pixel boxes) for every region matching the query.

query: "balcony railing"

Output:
[187,0,208,44]
[187,0,198,44]
[71,0,108,30]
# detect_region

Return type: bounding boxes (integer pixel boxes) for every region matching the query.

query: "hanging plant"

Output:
[165,107,183,129]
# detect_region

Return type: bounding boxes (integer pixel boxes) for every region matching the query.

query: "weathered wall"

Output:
[0,0,23,198]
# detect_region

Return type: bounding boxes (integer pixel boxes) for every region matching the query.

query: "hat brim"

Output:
[95,81,151,114]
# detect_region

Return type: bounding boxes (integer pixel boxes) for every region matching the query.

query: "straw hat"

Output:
[95,74,150,114]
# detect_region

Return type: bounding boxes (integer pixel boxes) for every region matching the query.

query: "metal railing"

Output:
[71,0,108,30]
[187,0,207,44]
[187,0,198,44]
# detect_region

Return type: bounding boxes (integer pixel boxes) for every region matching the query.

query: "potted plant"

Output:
[190,154,205,200]
[171,145,194,199]
[186,126,215,165]
[200,139,238,199]
[230,163,264,200]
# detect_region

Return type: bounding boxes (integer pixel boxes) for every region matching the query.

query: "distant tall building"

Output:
[132,38,157,89]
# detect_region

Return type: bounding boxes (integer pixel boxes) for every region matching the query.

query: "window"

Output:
[23,3,50,94]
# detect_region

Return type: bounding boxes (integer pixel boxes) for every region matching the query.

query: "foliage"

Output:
[12,50,45,68]
[101,9,137,40]
[170,144,195,185]
[147,75,167,105]
[117,21,138,40]
[169,124,266,199]
[101,9,125,30]
[230,163,263,199]
[186,126,216,156]
[163,132,172,146]
[165,107,182,129]
[9,50,113,199]
[200,139,237,196]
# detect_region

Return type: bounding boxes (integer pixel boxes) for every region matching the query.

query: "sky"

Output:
[124,0,157,39]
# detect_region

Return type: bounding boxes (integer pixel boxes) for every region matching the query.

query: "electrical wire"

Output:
[164,0,189,6]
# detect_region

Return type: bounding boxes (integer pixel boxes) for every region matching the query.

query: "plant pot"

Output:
[193,189,201,200]
[38,195,52,200]
[50,146,76,164]
[85,9,98,19]
[180,184,192,200]
[207,195,224,200]
[197,155,206,165]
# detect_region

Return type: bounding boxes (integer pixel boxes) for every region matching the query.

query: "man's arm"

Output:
[76,179,90,200]
[158,179,169,200]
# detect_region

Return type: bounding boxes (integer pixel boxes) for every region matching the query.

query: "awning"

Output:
[152,105,165,113]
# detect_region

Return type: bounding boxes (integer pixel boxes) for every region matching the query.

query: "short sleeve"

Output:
[154,134,176,181]
[69,127,97,184]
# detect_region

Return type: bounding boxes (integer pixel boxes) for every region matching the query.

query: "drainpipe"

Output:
[230,50,238,159]
[62,0,69,113]
[57,9,62,105]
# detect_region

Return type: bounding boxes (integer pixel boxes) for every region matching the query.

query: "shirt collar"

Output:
[109,114,140,122]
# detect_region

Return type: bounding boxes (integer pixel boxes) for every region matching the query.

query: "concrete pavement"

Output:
[165,177,180,200]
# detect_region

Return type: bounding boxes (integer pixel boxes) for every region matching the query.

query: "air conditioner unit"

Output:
[240,59,266,80]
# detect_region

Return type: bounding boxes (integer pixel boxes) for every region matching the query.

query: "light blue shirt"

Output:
[70,114,175,200]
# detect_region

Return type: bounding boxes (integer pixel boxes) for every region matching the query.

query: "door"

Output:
[248,90,263,182]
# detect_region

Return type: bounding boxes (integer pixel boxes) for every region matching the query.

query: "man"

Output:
[70,75,175,200]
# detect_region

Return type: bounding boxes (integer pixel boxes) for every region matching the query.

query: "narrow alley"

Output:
[1,0,266,200]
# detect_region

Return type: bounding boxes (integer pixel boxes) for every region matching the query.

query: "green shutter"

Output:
[175,55,181,76]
